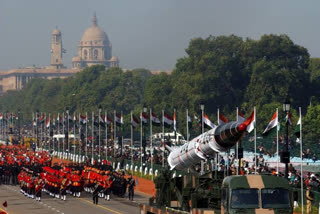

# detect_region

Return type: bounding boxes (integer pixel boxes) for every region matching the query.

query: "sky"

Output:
[0,0,319,71]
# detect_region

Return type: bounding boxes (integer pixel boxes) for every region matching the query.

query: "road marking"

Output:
[78,197,122,214]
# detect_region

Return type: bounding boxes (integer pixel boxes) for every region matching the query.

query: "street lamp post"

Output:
[200,104,204,175]
[282,97,291,179]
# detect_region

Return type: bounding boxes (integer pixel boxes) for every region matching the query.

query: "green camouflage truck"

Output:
[140,172,293,214]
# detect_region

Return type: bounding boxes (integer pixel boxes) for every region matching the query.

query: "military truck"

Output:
[140,170,293,214]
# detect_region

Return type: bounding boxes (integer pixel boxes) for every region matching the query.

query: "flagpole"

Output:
[73,113,76,159]
[121,111,123,156]
[276,108,279,173]
[67,110,70,158]
[140,110,143,169]
[130,111,133,165]
[78,112,81,162]
[40,112,43,150]
[162,110,164,167]
[200,105,204,175]
[48,113,51,151]
[114,110,116,157]
[92,111,94,164]
[150,108,153,181]
[236,107,239,175]
[186,109,189,142]
[98,107,101,162]
[57,113,60,154]
[254,106,257,174]
[174,108,176,144]
[62,112,65,158]
[105,111,108,161]
[85,112,88,158]
[300,107,303,214]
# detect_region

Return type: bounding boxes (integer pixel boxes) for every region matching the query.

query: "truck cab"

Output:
[221,175,293,214]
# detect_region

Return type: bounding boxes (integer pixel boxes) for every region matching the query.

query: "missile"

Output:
[167,121,247,170]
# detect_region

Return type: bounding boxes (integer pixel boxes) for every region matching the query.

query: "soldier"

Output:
[127,174,135,201]
[35,176,43,201]
[92,179,100,205]
[60,176,70,201]
[306,184,314,214]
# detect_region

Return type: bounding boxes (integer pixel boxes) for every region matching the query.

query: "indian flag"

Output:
[45,116,50,128]
[295,116,301,138]
[243,110,255,133]
[203,114,216,129]
[131,114,139,128]
[262,111,278,135]
[219,113,228,125]
[285,112,293,125]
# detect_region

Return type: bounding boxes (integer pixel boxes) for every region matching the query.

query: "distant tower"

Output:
[51,27,64,69]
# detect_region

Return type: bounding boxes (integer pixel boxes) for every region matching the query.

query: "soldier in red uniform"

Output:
[35,176,43,201]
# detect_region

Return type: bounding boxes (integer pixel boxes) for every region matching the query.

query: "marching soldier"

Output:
[92,179,100,205]
[35,176,43,201]
[127,174,135,201]
[60,176,71,201]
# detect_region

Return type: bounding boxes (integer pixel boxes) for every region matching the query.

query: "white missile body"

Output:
[167,121,246,170]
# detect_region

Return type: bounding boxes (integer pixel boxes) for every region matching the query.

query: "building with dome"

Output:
[72,14,119,69]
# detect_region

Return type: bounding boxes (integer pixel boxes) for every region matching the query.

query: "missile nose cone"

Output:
[238,123,247,132]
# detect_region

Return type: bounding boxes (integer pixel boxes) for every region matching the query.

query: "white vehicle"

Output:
[152,132,186,145]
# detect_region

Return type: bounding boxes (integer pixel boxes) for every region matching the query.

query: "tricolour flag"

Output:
[115,113,123,126]
[219,113,228,125]
[295,116,301,138]
[203,114,216,129]
[132,114,139,128]
[262,111,278,135]
[52,114,56,126]
[194,114,201,127]
[105,114,112,125]
[39,114,45,123]
[285,112,293,125]
[80,115,87,124]
[243,110,255,133]
[45,116,50,128]
[99,115,105,126]
[151,112,161,126]
[73,114,78,122]
[163,112,173,127]
[140,112,148,124]
[33,117,37,126]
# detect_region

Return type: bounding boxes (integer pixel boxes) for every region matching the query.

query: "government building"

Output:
[0,14,119,93]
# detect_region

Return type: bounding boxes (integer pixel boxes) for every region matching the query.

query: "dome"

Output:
[53,28,61,35]
[80,14,109,43]
[81,26,109,42]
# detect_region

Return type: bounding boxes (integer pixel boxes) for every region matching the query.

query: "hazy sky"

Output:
[0,0,319,70]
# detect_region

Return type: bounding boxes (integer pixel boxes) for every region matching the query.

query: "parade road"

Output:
[0,185,148,214]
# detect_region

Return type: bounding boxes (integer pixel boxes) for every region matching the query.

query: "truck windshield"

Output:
[261,188,291,209]
[231,189,259,209]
